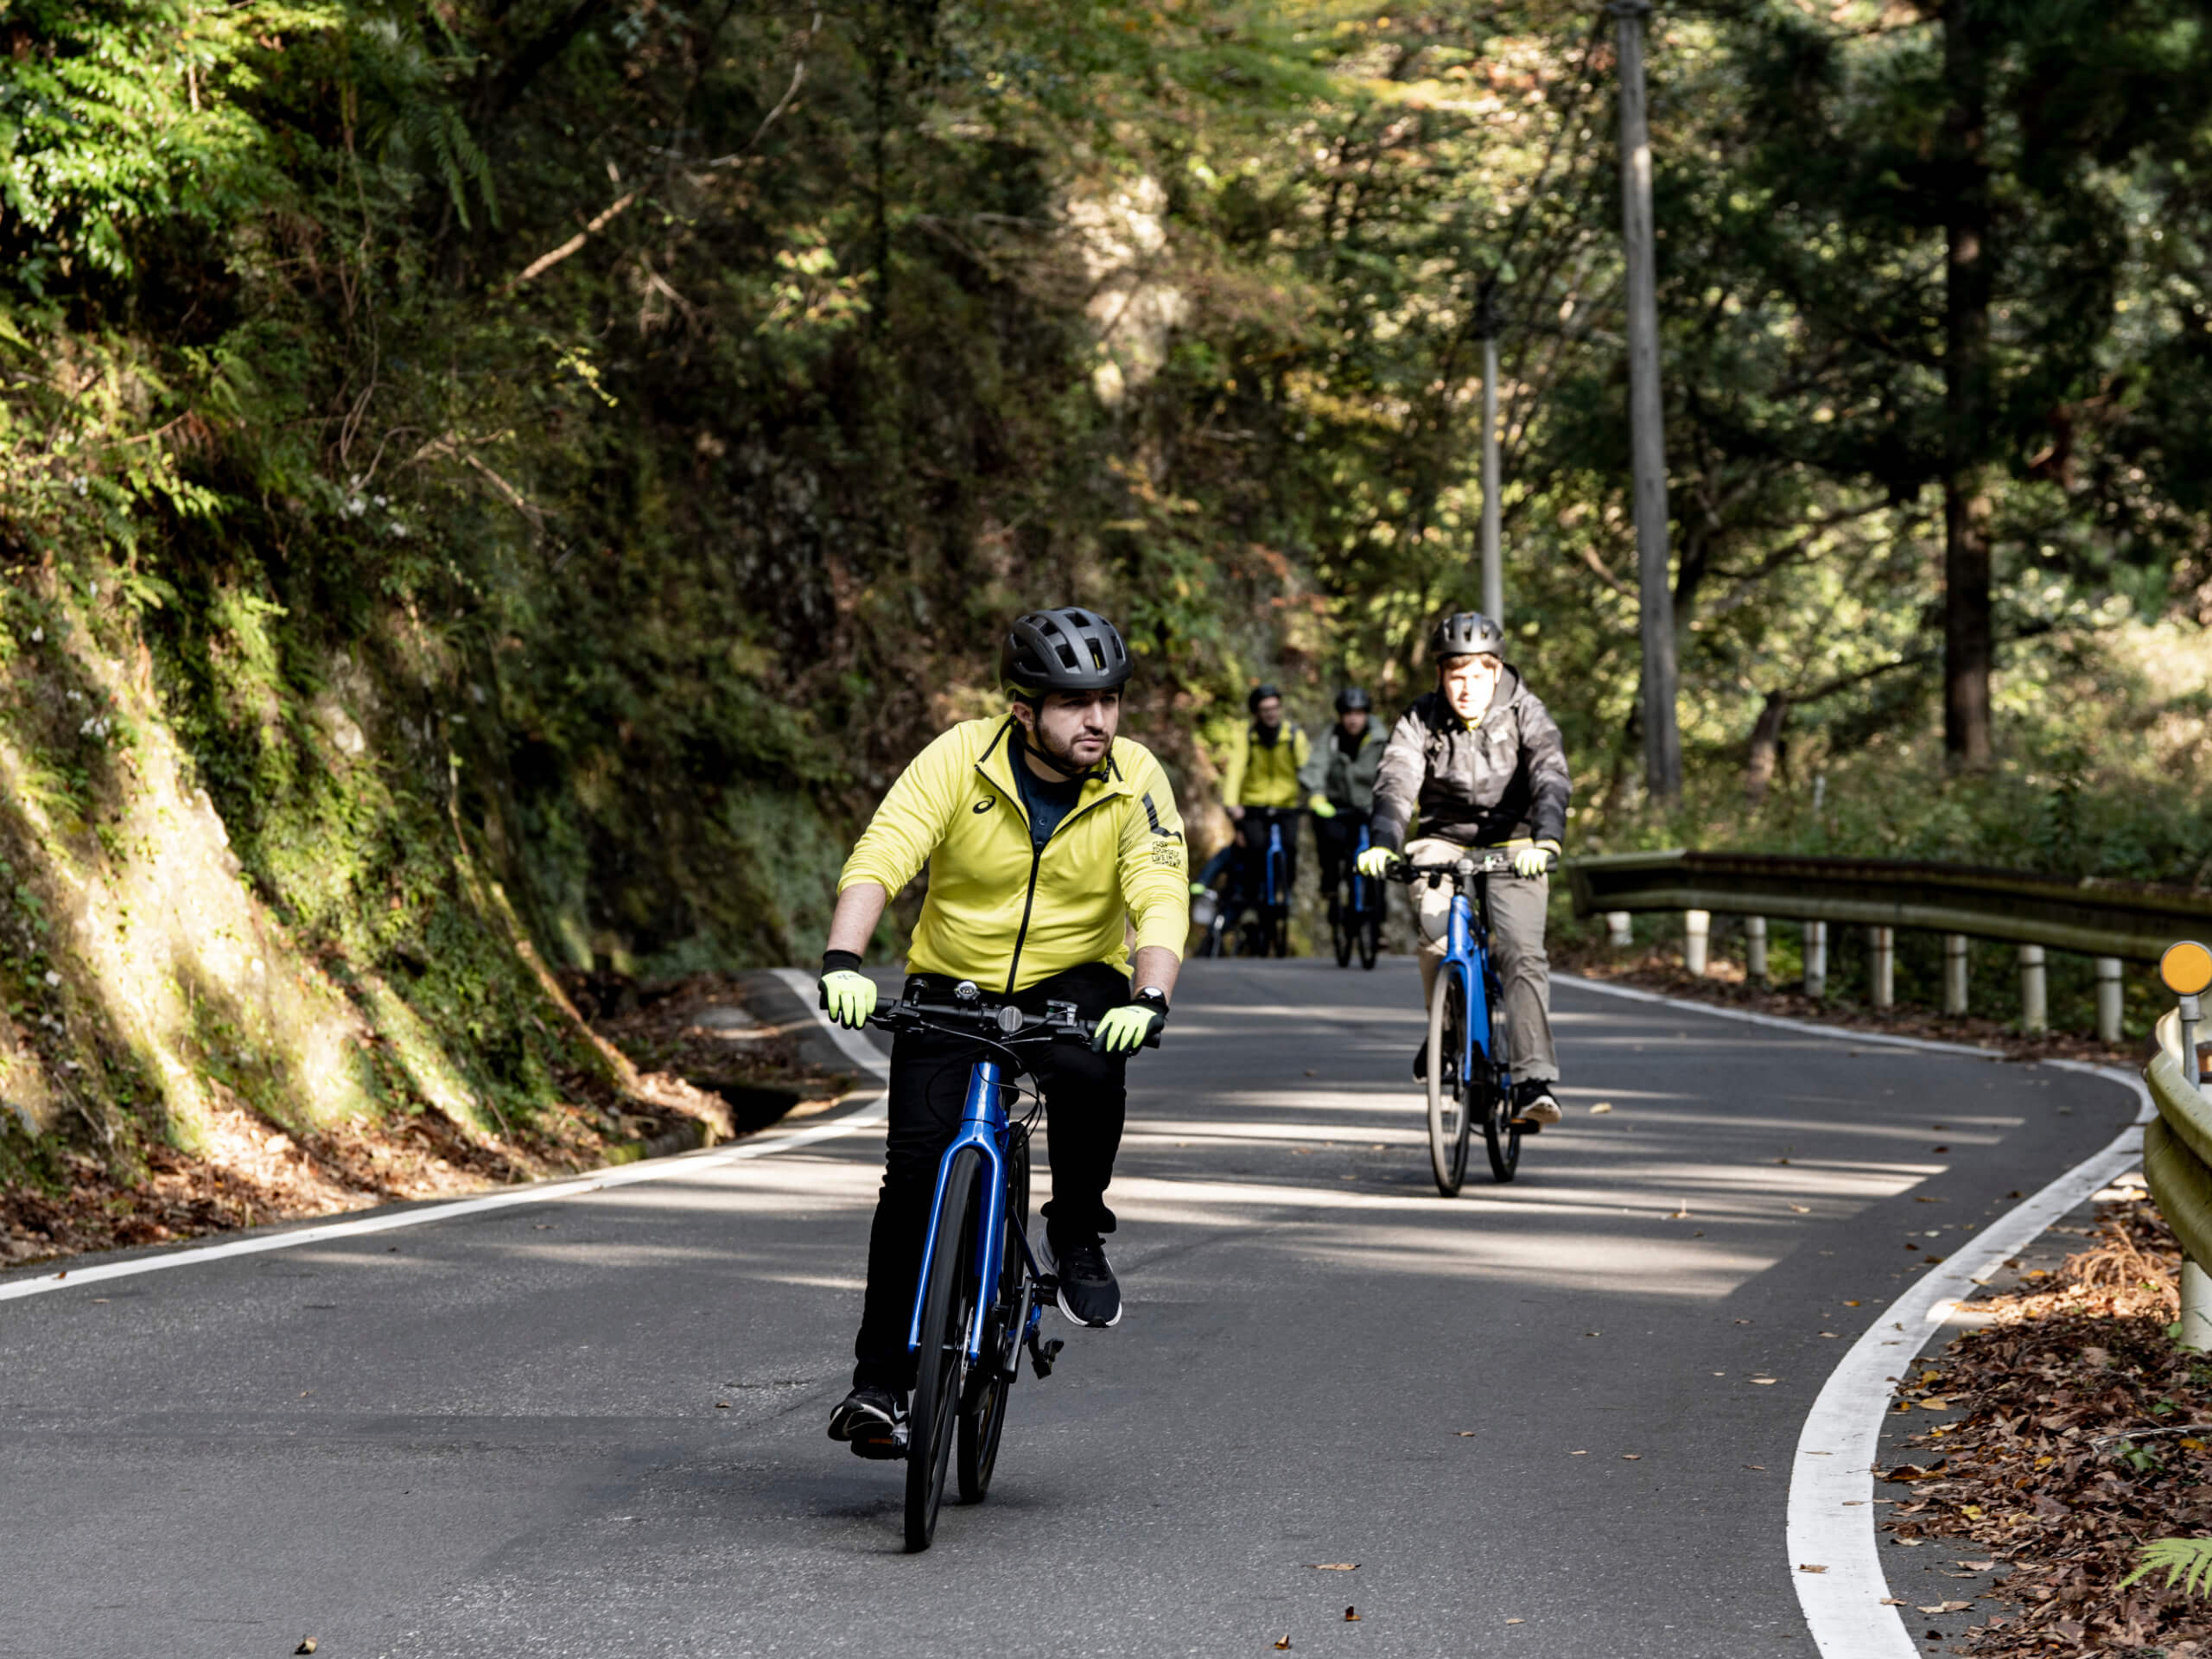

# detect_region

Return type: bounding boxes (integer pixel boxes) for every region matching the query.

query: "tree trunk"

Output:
[1745,690,1789,805]
[1942,0,1993,772]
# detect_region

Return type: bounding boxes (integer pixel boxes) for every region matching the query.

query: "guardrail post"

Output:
[1606,910,1633,948]
[2095,957,2123,1044]
[2018,944,2048,1033]
[2185,993,2205,1087]
[1870,926,1894,1009]
[2183,1259,2212,1352]
[1803,920,1827,999]
[1745,916,1768,983]
[1943,934,1970,1016]
[1684,909,1710,976]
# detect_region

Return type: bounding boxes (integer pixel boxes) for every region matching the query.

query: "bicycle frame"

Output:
[905,1058,1045,1365]
[1263,817,1286,908]
[1349,819,1375,918]
[1435,873,1510,1096]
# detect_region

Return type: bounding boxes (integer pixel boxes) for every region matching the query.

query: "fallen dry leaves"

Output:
[1876,1200,2212,1656]
[1,974,849,1270]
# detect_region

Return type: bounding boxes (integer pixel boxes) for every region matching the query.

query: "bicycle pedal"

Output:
[1028,1337,1065,1379]
[848,1427,908,1461]
[1509,1116,1543,1135]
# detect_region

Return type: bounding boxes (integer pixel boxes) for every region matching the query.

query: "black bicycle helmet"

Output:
[1247,683,1282,714]
[1333,686,1371,714]
[1430,611,1504,661]
[1001,607,1132,699]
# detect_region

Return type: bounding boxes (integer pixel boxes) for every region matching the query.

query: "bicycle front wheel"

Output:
[1425,972,1472,1195]
[957,1135,1029,1503]
[1331,899,1352,968]
[1357,907,1381,970]
[906,1147,982,1552]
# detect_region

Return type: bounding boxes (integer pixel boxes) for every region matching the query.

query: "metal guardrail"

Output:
[2145,1005,2212,1349]
[1567,850,2212,1037]
[1568,850,2212,963]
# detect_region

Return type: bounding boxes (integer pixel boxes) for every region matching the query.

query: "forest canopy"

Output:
[2,0,2210,1147]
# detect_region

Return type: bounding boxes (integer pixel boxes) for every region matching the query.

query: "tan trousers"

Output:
[1406,836,1559,1083]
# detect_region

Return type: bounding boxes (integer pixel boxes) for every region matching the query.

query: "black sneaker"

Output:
[827,1383,906,1458]
[1047,1233,1122,1328]
[1511,1080,1562,1128]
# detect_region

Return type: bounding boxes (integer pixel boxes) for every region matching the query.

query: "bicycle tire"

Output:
[1483,999,1521,1182]
[1425,972,1472,1195]
[906,1148,982,1552]
[1269,910,1291,957]
[1331,900,1352,968]
[957,1135,1028,1503]
[1357,912,1380,970]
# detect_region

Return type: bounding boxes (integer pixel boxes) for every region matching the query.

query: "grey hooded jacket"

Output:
[1369,667,1572,851]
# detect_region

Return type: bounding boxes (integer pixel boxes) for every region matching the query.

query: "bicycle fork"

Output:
[905,1060,1061,1384]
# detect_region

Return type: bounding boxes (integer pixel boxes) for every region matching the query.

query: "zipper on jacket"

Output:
[996,789,1119,995]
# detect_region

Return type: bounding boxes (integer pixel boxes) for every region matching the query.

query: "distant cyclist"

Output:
[1300,686,1385,908]
[1218,683,1310,925]
[815,607,1188,1453]
[1357,613,1571,1126]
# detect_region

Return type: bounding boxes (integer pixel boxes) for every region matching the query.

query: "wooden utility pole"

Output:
[1478,283,1504,626]
[1942,0,1993,771]
[1611,0,1681,801]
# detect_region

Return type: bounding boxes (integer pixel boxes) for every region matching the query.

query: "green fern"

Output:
[2120,1537,2212,1596]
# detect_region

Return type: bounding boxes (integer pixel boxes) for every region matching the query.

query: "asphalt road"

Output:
[0,959,2136,1658]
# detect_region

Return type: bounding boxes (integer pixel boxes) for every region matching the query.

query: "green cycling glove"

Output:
[1510,839,1561,879]
[819,968,879,1030]
[1307,793,1338,820]
[1091,992,1167,1055]
[1356,844,1402,879]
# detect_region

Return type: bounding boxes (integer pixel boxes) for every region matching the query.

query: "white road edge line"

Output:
[1561,976,2158,1652]
[0,971,891,1306]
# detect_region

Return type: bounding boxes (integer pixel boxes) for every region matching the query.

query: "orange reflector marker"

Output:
[2163,941,2212,998]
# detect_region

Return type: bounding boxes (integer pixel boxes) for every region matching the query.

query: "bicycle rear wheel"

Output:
[957,1135,1028,1503]
[1483,1001,1521,1182]
[1425,972,1472,1195]
[906,1148,982,1552]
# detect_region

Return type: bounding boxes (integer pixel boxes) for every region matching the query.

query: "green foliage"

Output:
[2121,1535,2212,1595]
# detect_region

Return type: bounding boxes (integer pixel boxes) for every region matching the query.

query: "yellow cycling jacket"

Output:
[1218,720,1311,810]
[838,716,1191,993]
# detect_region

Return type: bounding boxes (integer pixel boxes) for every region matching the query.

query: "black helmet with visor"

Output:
[1430,611,1505,662]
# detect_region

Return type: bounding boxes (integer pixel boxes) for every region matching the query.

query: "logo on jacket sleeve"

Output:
[973,798,995,814]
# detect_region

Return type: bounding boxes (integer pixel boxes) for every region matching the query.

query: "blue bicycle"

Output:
[1241,805,1297,957]
[1328,816,1384,970]
[861,981,1156,1551]
[1392,849,1554,1192]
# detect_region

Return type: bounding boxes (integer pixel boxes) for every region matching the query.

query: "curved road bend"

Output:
[0,960,2133,1658]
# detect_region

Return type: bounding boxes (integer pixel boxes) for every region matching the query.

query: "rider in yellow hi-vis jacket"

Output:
[814,608,1187,1456]
[1217,683,1310,930]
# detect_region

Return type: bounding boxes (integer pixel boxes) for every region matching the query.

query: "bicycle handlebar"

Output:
[822,985,1162,1050]
[1388,848,1558,882]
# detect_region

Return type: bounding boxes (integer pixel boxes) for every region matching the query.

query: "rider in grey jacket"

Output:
[1363,613,1571,1125]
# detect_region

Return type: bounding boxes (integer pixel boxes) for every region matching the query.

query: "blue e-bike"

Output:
[1392,847,1556,1193]
[861,980,1157,1551]
[1329,817,1384,970]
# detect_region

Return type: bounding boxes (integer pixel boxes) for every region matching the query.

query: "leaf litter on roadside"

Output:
[1874,1199,2212,1656]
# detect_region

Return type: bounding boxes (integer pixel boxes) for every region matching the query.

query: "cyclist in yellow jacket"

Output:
[1218,684,1310,941]
[815,608,1188,1454]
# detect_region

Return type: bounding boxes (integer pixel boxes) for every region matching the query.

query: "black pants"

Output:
[1236,806,1301,910]
[854,963,1131,1390]
[1312,810,1365,900]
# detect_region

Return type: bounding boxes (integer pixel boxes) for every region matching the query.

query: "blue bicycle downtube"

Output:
[907,1059,1005,1354]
